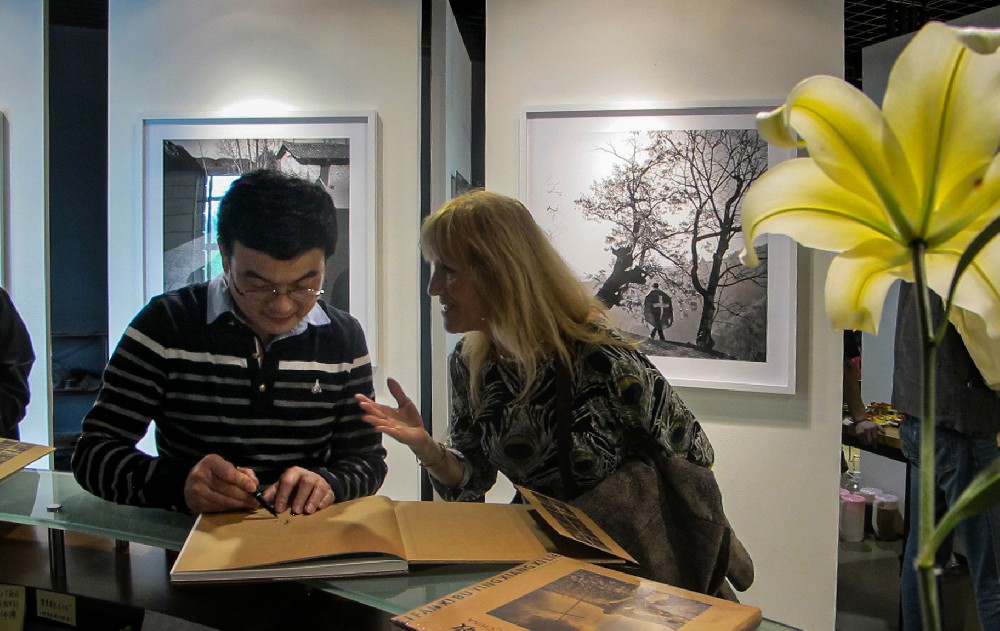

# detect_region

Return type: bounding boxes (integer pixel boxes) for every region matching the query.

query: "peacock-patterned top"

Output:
[432,336,715,502]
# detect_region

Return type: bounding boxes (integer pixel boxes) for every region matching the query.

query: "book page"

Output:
[395,502,550,563]
[518,486,637,563]
[393,554,762,631]
[0,439,54,481]
[172,494,407,573]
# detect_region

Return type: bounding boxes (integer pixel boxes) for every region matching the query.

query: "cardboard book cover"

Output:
[392,553,763,631]
[169,487,635,583]
[0,438,54,481]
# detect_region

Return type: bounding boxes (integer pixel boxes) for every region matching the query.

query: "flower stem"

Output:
[912,242,942,631]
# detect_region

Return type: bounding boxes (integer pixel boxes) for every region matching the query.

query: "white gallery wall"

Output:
[0,2,52,449]
[486,1,844,629]
[107,0,424,500]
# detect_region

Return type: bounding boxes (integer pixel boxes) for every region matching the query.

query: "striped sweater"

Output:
[71,281,386,511]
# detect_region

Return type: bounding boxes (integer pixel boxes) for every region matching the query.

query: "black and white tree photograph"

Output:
[525,109,796,392]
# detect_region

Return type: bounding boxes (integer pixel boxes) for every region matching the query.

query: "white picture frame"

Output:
[142,114,379,364]
[521,105,797,394]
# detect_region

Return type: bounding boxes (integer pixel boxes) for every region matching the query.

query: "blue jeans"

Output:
[900,415,1000,630]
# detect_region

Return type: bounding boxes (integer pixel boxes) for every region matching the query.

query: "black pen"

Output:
[254,490,278,517]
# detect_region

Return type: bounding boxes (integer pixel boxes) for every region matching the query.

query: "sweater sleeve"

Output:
[429,348,498,502]
[312,316,387,501]
[71,299,189,510]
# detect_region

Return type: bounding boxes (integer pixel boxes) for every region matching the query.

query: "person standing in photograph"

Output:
[842,330,881,448]
[644,283,673,342]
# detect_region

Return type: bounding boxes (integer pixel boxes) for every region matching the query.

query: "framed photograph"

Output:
[142,114,379,363]
[521,105,797,393]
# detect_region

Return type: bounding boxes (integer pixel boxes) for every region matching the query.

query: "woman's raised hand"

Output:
[356,378,430,450]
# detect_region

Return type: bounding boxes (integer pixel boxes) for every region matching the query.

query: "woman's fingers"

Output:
[386,377,412,407]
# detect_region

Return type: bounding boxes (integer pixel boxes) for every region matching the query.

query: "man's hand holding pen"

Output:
[184,455,333,515]
[184,454,261,514]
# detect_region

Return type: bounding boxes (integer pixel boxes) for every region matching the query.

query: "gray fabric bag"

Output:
[570,451,754,601]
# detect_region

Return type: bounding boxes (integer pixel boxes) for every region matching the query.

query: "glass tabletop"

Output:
[0,469,800,629]
[0,468,193,550]
[309,564,515,615]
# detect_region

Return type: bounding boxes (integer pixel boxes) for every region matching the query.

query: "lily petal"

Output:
[740,159,893,267]
[929,154,1000,245]
[952,25,1000,55]
[779,76,919,236]
[884,22,1000,237]
[824,241,911,334]
[930,236,1000,341]
[951,308,1000,389]
[756,105,799,149]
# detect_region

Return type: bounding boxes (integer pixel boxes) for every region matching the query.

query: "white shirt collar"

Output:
[206,274,331,345]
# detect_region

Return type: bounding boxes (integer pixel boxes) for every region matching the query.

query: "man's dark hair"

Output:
[217,169,337,260]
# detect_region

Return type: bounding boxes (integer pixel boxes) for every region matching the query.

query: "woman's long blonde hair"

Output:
[421,190,624,404]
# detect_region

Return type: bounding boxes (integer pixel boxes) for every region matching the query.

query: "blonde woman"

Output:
[357,190,714,502]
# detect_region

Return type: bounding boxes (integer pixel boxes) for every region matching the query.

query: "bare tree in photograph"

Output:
[576,132,687,312]
[650,129,768,351]
[213,138,280,173]
[576,128,768,358]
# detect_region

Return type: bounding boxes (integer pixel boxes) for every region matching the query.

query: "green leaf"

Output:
[924,457,1000,556]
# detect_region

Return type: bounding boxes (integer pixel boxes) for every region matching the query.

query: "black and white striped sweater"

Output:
[71,280,386,511]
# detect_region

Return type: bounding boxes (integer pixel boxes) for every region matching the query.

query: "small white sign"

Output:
[0,583,25,631]
[36,590,75,627]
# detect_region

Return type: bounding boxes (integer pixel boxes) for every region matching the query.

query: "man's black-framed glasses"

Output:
[228,274,325,304]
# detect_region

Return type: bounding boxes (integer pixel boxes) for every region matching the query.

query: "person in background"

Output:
[357,190,714,502]
[0,287,34,440]
[72,169,385,514]
[843,329,882,450]
[893,282,1000,630]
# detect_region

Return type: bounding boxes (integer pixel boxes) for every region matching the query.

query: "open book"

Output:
[393,553,763,631]
[170,487,635,583]
[0,438,54,481]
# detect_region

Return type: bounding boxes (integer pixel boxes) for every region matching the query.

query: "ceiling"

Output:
[843,0,1000,86]
[447,0,1000,88]
[49,0,1000,88]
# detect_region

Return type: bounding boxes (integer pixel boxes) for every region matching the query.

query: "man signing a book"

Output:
[72,169,386,515]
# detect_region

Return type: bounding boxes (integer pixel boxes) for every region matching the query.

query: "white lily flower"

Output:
[741,22,1000,386]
